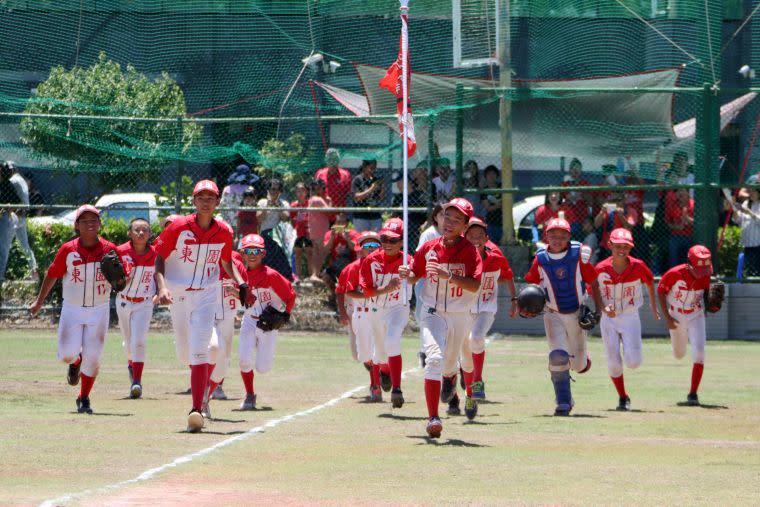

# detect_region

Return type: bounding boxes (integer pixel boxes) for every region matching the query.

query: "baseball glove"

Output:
[256,305,290,332]
[704,281,725,313]
[578,304,600,331]
[100,250,126,292]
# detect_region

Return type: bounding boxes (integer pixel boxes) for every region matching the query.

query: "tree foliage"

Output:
[20,52,201,179]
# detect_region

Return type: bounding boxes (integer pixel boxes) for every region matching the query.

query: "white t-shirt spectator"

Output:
[257,198,289,232]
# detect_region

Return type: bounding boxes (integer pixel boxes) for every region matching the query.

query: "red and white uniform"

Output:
[359,249,413,364]
[336,259,363,361]
[47,238,117,376]
[238,265,296,375]
[154,214,233,366]
[657,264,710,363]
[115,241,157,365]
[209,251,246,384]
[596,257,654,377]
[412,237,482,380]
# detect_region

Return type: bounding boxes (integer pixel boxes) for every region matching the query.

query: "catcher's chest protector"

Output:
[536,242,584,313]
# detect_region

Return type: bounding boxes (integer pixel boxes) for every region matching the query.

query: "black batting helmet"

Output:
[517,284,546,318]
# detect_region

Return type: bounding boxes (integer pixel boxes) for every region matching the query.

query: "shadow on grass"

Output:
[208,417,247,424]
[462,419,519,426]
[472,399,503,405]
[172,390,192,395]
[407,435,490,447]
[676,402,728,410]
[535,413,608,418]
[177,430,247,435]
[231,406,274,412]
[604,408,665,414]
[69,411,133,417]
[377,413,428,421]
[117,396,165,401]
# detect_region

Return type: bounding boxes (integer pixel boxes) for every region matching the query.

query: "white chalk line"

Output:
[40,366,420,507]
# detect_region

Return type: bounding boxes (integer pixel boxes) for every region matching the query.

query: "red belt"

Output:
[670,305,696,315]
[185,288,204,292]
[357,307,369,312]
[121,295,146,303]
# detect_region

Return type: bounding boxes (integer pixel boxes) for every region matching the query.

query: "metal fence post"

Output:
[694,84,720,252]
[455,84,464,193]
[175,116,184,214]
[427,114,436,213]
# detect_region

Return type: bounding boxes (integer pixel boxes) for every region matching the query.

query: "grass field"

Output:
[2,328,759,506]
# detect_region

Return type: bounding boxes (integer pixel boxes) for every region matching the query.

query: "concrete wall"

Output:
[492,283,760,341]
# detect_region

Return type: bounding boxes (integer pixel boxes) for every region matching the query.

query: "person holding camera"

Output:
[351,159,385,232]
[594,192,638,260]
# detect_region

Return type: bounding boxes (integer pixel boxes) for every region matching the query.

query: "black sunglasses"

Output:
[380,236,401,244]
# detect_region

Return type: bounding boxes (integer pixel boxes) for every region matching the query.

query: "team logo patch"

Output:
[554,267,567,279]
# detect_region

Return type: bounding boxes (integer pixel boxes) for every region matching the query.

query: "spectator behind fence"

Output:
[622,165,650,264]
[0,161,23,288]
[432,157,456,204]
[651,167,679,274]
[534,191,576,237]
[594,191,638,258]
[322,212,358,292]
[256,179,293,281]
[732,186,760,277]
[479,165,503,244]
[392,161,429,250]
[308,178,332,283]
[290,182,312,281]
[8,165,38,280]
[314,148,351,207]
[351,159,385,232]
[236,187,259,239]
[27,176,46,216]
[665,188,695,268]
[560,157,592,225]
[221,164,259,228]
[581,217,600,265]
[672,151,695,198]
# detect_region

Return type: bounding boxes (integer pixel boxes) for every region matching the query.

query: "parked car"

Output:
[29,193,164,227]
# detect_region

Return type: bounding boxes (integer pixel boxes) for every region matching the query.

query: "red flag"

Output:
[380,35,416,157]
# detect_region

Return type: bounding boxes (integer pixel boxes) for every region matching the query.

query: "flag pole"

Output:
[400,0,410,303]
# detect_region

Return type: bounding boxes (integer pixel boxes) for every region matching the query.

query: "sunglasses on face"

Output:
[380,236,401,244]
[242,247,265,256]
[361,242,381,250]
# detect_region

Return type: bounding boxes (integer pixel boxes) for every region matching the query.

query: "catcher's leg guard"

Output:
[549,349,573,416]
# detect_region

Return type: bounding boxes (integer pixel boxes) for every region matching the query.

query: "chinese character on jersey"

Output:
[180,246,194,263]
[71,267,83,283]
[140,271,153,284]
[206,250,220,264]
[95,267,105,282]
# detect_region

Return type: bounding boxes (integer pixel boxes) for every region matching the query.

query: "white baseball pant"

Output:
[57,302,109,377]
[238,314,277,374]
[167,285,216,366]
[543,310,589,372]
[353,306,387,364]
[209,309,236,383]
[345,302,358,361]
[420,306,474,380]
[668,312,706,364]
[600,312,643,377]
[368,305,409,364]
[116,297,153,363]
[469,311,496,354]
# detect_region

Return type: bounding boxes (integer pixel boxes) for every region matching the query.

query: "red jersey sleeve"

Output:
[270,270,296,313]
[498,255,514,281]
[524,257,541,284]
[335,265,350,295]
[466,244,483,281]
[47,243,72,278]
[635,259,654,285]
[358,254,377,297]
[657,268,678,294]
[579,258,598,284]
[154,221,181,259]
[411,244,429,278]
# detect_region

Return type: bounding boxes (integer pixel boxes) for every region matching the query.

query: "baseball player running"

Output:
[657,245,721,406]
[595,228,660,411]
[115,217,157,399]
[359,218,413,408]
[154,180,248,432]
[399,198,483,438]
[462,217,517,406]
[523,217,603,416]
[30,205,118,415]
[336,231,386,401]
[238,234,297,410]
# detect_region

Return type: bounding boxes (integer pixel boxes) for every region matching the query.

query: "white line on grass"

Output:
[40,367,420,507]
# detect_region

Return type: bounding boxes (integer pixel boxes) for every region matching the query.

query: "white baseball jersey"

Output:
[359,249,413,309]
[242,264,296,319]
[116,241,157,300]
[412,237,483,313]
[215,250,246,321]
[595,256,653,315]
[472,248,513,314]
[47,238,118,307]
[153,214,233,290]
[657,264,710,317]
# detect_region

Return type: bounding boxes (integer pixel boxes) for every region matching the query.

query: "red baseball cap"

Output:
[687,245,713,278]
[379,218,404,239]
[355,231,381,251]
[545,217,571,233]
[443,197,474,220]
[609,228,634,247]
[240,234,265,250]
[74,204,100,222]
[193,179,220,197]
[466,216,488,231]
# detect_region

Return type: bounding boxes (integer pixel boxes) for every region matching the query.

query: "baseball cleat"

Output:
[369,385,383,402]
[187,409,204,433]
[201,400,211,419]
[363,362,372,372]
[211,385,227,400]
[426,416,443,438]
[130,382,142,399]
[464,396,478,420]
[471,381,486,400]
[379,370,392,392]
[446,394,461,416]
[440,375,456,403]
[616,395,631,411]
[686,393,700,406]
[67,355,82,386]
[76,396,92,414]
[554,398,575,417]
[391,388,404,408]
[240,392,257,410]
[127,364,133,384]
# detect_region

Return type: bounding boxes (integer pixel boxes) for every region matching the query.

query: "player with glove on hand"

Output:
[523,216,603,416]
[657,245,723,406]
[237,234,296,411]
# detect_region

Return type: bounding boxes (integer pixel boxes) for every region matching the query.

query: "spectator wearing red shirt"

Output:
[594,192,638,255]
[314,148,352,207]
[665,188,695,268]
[560,158,592,226]
[236,187,258,239]
[289,182,311,281]
[535,191,576,236]
[322,212,359,292]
